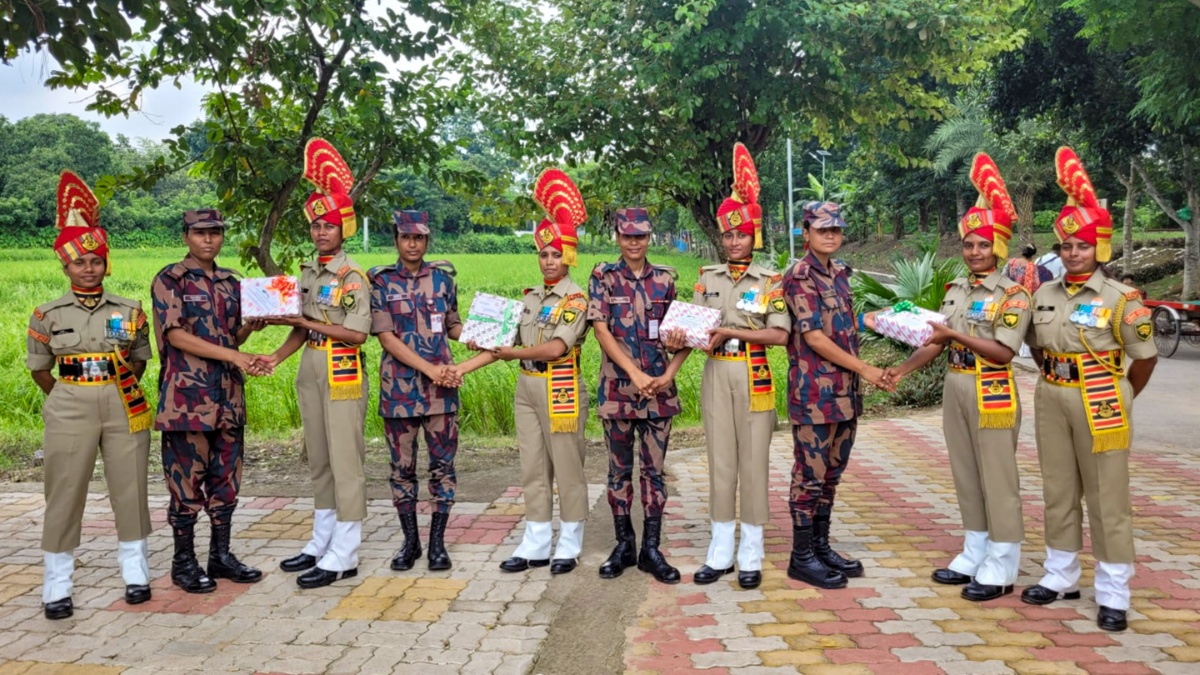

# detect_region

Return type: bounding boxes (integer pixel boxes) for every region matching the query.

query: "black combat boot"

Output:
[391,512,423,571]
[171,525,217,594]
[637,517,680,584]
[787,525,848,589]
[598,515,637,579]
[427,512,452,571]
[207,521,263,583]
[813,514,864,578]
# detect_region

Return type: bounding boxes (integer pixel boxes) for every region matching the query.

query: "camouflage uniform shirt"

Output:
[370,260,462,418]
[587,258,681,419]
[152,255,246,431]
[783,251,861,425]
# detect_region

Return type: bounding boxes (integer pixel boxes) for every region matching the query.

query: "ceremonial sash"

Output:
[974,358,1016,430]
[307,336,364,401]
[709,343,775,412]
[57,351,152,433]
[522,347,581,433]
[1042,347,1127,453]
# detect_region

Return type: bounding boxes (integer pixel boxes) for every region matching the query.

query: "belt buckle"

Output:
[85,360,105,378]
[1055,361,1071,380]
[724,338,741,354]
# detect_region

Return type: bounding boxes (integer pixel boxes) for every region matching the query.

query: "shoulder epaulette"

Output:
[108,294,140,309]
[653,264,678,280]
[36,295,74,316]
[592,262,614,278]
[337,265,367,282]
[1124,289,1141,301]
[700,264,723,273]
[219,265,242,279]
[1004,284,1024,297]
[769,273,783,285]
[429,260,457,277]
[368,264,395,281]
[160,262,186,281]
[790,260,810,280]
[836,259,853,275]
[523,287,534,296]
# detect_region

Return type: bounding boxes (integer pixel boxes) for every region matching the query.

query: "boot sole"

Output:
[637,561,680,584]
[1020,589,1082,606]
[172,579,217,594]
[208,570,263,584]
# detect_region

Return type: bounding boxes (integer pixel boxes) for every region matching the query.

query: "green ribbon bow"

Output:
[892,300,918,313]
[468,300,520,343]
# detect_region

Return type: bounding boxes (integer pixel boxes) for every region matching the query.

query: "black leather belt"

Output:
[948,343,976,371]
[1042,355,1081,383]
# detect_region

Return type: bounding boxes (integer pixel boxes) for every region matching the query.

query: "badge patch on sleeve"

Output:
[342,294,356,310]
[1136,323,1152,341]
[771,297,786,313]
[1002,312,1020,328]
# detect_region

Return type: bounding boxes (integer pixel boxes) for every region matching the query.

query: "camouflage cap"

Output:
[393,210,431,236]
[183,209,226,232]
[614,207,652,235]
[802,201,847,229]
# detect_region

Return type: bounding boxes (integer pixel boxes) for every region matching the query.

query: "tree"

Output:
[464,0,1024,255]
[1,0,148,69]
[47,0,471,274]
[1024,2,1200,298]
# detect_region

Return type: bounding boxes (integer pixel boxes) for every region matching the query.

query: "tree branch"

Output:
[1133,157,1189,228]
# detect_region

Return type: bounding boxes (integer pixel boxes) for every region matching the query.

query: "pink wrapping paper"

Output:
[874,306,947,348]
[659,300,722,350]
[241,276,301,318]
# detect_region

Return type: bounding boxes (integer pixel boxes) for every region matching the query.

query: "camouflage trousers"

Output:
[602,417,672,518]
[385,414,458,515]
[161,428,244,528]
[789,421,857,527]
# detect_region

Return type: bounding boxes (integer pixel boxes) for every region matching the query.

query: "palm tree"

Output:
[925,93,1056,245]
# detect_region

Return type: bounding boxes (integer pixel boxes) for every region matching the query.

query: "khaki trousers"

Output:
[298,346,368,522]
[942,371,1024,543]
[42,383,151,552]
[1034,377,1135,564]
[701,357,774,526]
[514,372,589,523]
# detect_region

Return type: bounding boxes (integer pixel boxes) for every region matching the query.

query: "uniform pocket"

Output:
[48,331,81,350]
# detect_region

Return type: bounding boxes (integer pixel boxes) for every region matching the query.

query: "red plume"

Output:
[533,168,587,226]
[969,153,1017,223]
[1055,146,1098,209]
[303,138,355,197]
[56,170,99,230]
[731,143,760,205]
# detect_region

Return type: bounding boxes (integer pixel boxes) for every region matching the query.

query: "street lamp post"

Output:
[808,149,831,198]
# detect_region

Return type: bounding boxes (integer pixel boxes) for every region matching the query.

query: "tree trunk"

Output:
[685,193,723,262]
[938,201,952,237]
[1014,188,1034,247]
[1115,161,1140,277]
[1134,151,1200,300]
[892,212,905,241]
[917,200,929,233]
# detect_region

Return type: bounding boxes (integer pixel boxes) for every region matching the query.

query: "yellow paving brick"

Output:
[1164,646,1200,662]
[1128,620,1197,635]
[740,600,814,614]
[773,610,839,624]
[795,665,874,675]
[377,577,417,598]
[378,599,424,621]
[978,631,1052,648]
[957,607,1025,621]
[758,649,829,667]
[918,596,977,610]
[936,619,999,633]
[1140,609,1200,622]
[751,623,816,637]
[410,599,452,622]
[629,642,657,657]
[960,645,1034,661]
[1,665,126,675]
[415,578,469,591]
[759,588,822,601]
[786,634,855,650]
[1178,633,1200,647]
[1008,661,1087,675]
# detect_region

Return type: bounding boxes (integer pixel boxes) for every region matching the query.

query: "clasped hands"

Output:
[872,320,958,391]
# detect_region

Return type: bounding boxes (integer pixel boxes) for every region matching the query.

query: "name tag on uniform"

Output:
[703,292,720,299]
[649,319,659,340]
[387,293,409,301]
[431,314,444,333]
[1036,305,1055,312]
[608,296,631,304]
[184,294,207,303]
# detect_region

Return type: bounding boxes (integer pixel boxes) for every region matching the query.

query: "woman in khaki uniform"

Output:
[26,171,154,619]
[1020,148,1156,632]
[670,144,787,590]
[268,139,371,589]
[460,169,590,574]
[882,154,1030,602]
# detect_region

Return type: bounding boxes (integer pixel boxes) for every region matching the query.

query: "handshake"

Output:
[232,353,277,377]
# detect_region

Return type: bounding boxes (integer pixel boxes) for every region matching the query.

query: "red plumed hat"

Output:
[532,168,586,266]
[303,138,357,238]
[715,143,763,249]
[53,170,109,274]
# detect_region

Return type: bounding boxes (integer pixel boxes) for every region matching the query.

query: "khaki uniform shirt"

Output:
[694,263,790,333]
[941,270,1032,355]
[516,277,589,362]
[27,291,153,370]
[1026,271,1157,360]
[300,250,372,337]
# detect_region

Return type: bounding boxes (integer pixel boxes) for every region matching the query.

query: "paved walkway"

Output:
[1,368,1199,674]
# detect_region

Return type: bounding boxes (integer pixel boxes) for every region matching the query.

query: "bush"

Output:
[1032,210,1058,232]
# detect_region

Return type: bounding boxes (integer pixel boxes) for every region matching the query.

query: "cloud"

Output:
[0,52,211,141]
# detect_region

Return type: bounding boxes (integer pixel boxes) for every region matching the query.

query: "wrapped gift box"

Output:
[241,275,301,318]
[460,291,523,349]
[659,300,722,350]
[874,303,947,348]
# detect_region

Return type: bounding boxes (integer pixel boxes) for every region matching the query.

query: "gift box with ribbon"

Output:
[659,300,722,350]
[874,300,947,348]
[460,291,523,349]
[242,275,301,318]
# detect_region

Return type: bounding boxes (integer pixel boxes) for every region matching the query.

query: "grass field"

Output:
[3,246,820,471]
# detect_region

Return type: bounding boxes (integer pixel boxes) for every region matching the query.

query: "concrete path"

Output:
[1,368,1198,674]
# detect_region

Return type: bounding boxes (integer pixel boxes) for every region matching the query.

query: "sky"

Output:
[1,51,210,142]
